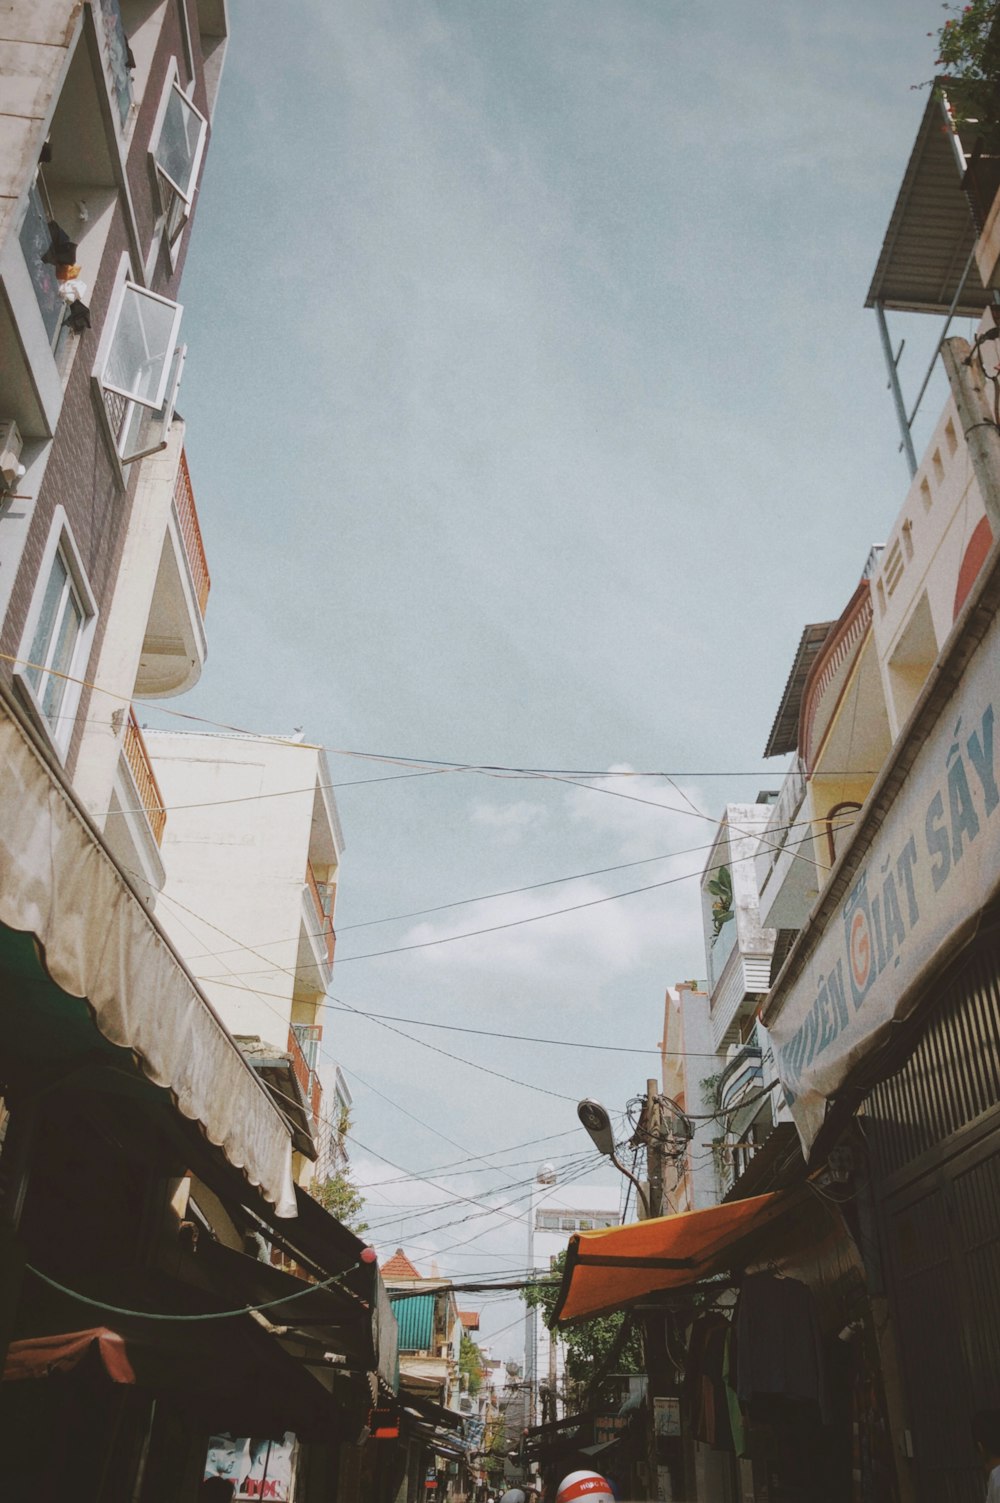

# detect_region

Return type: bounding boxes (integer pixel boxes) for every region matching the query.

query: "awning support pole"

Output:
[875,299,918,478]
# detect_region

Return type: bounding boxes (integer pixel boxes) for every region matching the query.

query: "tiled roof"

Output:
[458,1310,480,1330]
[381,1247,422,1279]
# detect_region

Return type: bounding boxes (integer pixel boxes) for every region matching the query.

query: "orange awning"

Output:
[552,1191,796,1325]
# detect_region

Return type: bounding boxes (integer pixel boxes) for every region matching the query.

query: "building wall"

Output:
[869,395,990,740]
[660,983,721,1212]
[147,731,322,1046]
[0,0,218,780]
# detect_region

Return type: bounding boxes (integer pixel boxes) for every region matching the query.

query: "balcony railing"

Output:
[306,862,336,966]
[287,1025,322,1130]
[123,709,166,845]
[173,450,211,617]
[718,1044,763,1114]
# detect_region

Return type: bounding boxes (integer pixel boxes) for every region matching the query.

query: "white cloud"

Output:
[470,799,549,843]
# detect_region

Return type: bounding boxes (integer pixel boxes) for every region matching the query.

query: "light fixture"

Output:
[577,1099,615,1156]
[577,1098,649,1217]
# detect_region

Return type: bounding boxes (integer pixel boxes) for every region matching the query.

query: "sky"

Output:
[149,0,959,1361]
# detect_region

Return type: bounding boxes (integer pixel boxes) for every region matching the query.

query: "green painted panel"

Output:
[390,1291,435,1351]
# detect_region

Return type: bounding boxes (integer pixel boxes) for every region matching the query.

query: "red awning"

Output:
[3,1327,135,1384]
[552,1191,798,1325]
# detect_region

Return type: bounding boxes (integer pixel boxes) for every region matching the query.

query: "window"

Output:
[95,266,185,464]
[15,511,97,755]
[150,67,208,259]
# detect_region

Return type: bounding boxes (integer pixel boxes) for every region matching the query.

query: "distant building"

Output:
[529,1182,623,1420]
[144,728,345,1183]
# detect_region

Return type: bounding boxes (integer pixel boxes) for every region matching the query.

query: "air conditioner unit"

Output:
[0,420,24,491]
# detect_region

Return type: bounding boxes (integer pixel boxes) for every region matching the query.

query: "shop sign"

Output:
[204,1432,297,1500]
[768,612,1000,1156]
[653,1397,680,1438]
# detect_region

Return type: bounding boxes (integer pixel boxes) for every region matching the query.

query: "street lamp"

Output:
[576,1098,650,1218]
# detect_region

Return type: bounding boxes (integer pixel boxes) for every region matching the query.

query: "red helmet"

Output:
[556,1473,614,1503]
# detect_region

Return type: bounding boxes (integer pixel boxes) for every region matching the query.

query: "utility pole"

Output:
[645,1079,664,1221]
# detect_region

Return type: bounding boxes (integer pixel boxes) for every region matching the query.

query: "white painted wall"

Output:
[869,394,990,738]
[146,730,338,1050]
[529,1181,623,1417]
[73,423,192,831]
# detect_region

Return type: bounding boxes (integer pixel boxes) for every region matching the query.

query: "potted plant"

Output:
[933,2,1000,144]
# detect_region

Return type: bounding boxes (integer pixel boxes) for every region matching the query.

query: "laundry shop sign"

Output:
[767,607,1000,1158]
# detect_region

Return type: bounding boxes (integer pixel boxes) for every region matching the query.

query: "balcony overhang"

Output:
[866,86,990,317]
[134,507,208,698]
[764,623,835,759]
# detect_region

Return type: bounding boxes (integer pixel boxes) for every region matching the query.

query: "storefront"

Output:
[550,1188,894,1503]
[763,540,1000,1502]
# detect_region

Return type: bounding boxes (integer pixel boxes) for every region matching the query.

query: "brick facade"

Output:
[0,0,216,776]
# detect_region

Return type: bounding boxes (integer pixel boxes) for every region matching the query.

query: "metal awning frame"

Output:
[874,245,980,478]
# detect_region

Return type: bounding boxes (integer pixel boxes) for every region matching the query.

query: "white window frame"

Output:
[177,0,197,85]
[148,60,208,262]
[93,256,184,466]
[14,508,98,759]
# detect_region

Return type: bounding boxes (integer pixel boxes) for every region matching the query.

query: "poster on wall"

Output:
[204,1432,298,1500]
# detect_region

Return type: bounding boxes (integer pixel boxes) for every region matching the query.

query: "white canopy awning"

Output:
[0,689,297,1217]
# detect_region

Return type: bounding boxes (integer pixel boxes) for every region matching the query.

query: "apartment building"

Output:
[0,0,222,784]
[144,728,346,1180]
[0,10,399,1497]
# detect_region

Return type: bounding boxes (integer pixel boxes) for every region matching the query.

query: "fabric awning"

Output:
[551,1192,797,1325]
[5,1269,337,1436]
[0,687,296,1217]
[3,1327,135,1384]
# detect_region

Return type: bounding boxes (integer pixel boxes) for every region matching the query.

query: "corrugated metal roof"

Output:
[763,621,835,759]
[865,86,989,316]
[391,1292,435,1352]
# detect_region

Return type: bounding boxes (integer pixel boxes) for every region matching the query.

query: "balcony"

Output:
[295,865,336,997]
[718,1043,763,1115]
[709,940,774,1051]
[289,1023,323,1133]
[134,448,210,698]
[122,708,166,845]
[306,862,336,965]
[755,758,820,930]
[1,13,120,445]
[102,708,166,905]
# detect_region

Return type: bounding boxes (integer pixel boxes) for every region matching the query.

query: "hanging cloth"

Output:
[733,1272,831,1424]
